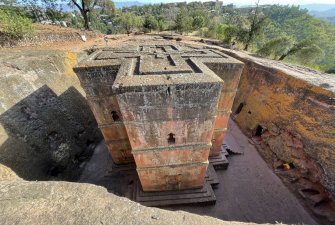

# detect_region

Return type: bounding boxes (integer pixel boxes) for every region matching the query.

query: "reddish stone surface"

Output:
[132,145,210,168]
[214,112,230,130]
[107,141,133,164]
[100,125,128,141]
[206,63,243,156]
[74,42,243,191]
[137,163,208,191]
[218,91,237,110]
[211,130,227,156]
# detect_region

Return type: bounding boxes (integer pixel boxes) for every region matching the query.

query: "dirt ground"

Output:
[80,119,319,225]
[0,32,131,52]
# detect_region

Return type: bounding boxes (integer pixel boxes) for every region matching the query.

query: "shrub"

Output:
[257,36,293,59]
[143,15,158,32]
[325,68,335,74]
[0,9,35,38]
[216,24,228,41]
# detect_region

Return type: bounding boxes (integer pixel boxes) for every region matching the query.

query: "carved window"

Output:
[167,87,171,96]
[167,133,175,144]
[111,111,120,122]
[255,125,263,137]
[235,103,244,115]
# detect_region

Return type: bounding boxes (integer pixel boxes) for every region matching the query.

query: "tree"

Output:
[175,10,192,34]
[223,25,249,45]
[156,16,167,31]
[0,9,35,38]
[243,1,268,51]
[99,0,115,16]
[67,1,114,30]
[257,36,293,59]
[192,16,205,29]
[118,12,142,35]
[278,38,317,60]
[143,14,158,32]
[191,10,208,29]
[259,4,335,71]
[294,44,324,65]
[258,36,324,65]
[216,24,228,40]
[30,0,113,30]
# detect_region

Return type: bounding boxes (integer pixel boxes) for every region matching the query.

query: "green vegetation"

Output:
[66,0,116,30]
[122,2,334,72]
[118,12,142,35]
[260,5,334,70]
[143,14,158,33]
[0,1,334,72]
[0,8,35,38]
[257,36,293,60]
[175,10,193,34]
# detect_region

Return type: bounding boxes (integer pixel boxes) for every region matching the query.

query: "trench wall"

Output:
[224,50,335,197]
[0,50,102,181]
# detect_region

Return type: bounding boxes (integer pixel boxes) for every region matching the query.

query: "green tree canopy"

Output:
[192,16,205,29]
[16,0,115,29]
[143,14,158,32]
[118,12,142,35]
[0,8,35,38]
[175,10,192,34]
[257,36,293,59]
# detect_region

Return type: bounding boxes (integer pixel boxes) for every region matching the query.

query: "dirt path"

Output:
[0,34,131,52]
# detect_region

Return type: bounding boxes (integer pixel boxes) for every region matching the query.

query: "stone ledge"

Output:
[0,180,274,225]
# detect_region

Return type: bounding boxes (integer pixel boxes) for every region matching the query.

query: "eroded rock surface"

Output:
[219,48,335,222]
[226,50,335,194]
[0,50,102,181]
[0,180,269,225]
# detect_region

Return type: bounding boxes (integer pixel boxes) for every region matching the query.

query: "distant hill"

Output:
[59,2,145,11]
[300,4,335,25]
[58,2,335,25]
[114,1,144,8]
[309,8,335,18]
[300,4,335,12]
[59,4,74,12]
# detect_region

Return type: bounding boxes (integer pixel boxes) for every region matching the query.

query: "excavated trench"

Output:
[1,36,335,224]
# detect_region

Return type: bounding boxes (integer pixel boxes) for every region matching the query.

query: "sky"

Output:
[121,0,335,6]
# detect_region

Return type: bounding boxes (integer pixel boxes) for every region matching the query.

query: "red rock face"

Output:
[205,63,244,156]
[137,163,208,191]
[74,43,243,191]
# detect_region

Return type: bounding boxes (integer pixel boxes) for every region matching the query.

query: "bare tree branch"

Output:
[92,0,99,8]
[71,0,83,11]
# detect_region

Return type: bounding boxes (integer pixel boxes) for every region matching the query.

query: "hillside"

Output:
[302,4,335,24]
[115,1,144,8]
[121,3,335,73]
[0,24,102,49]
[301,4,335,12]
